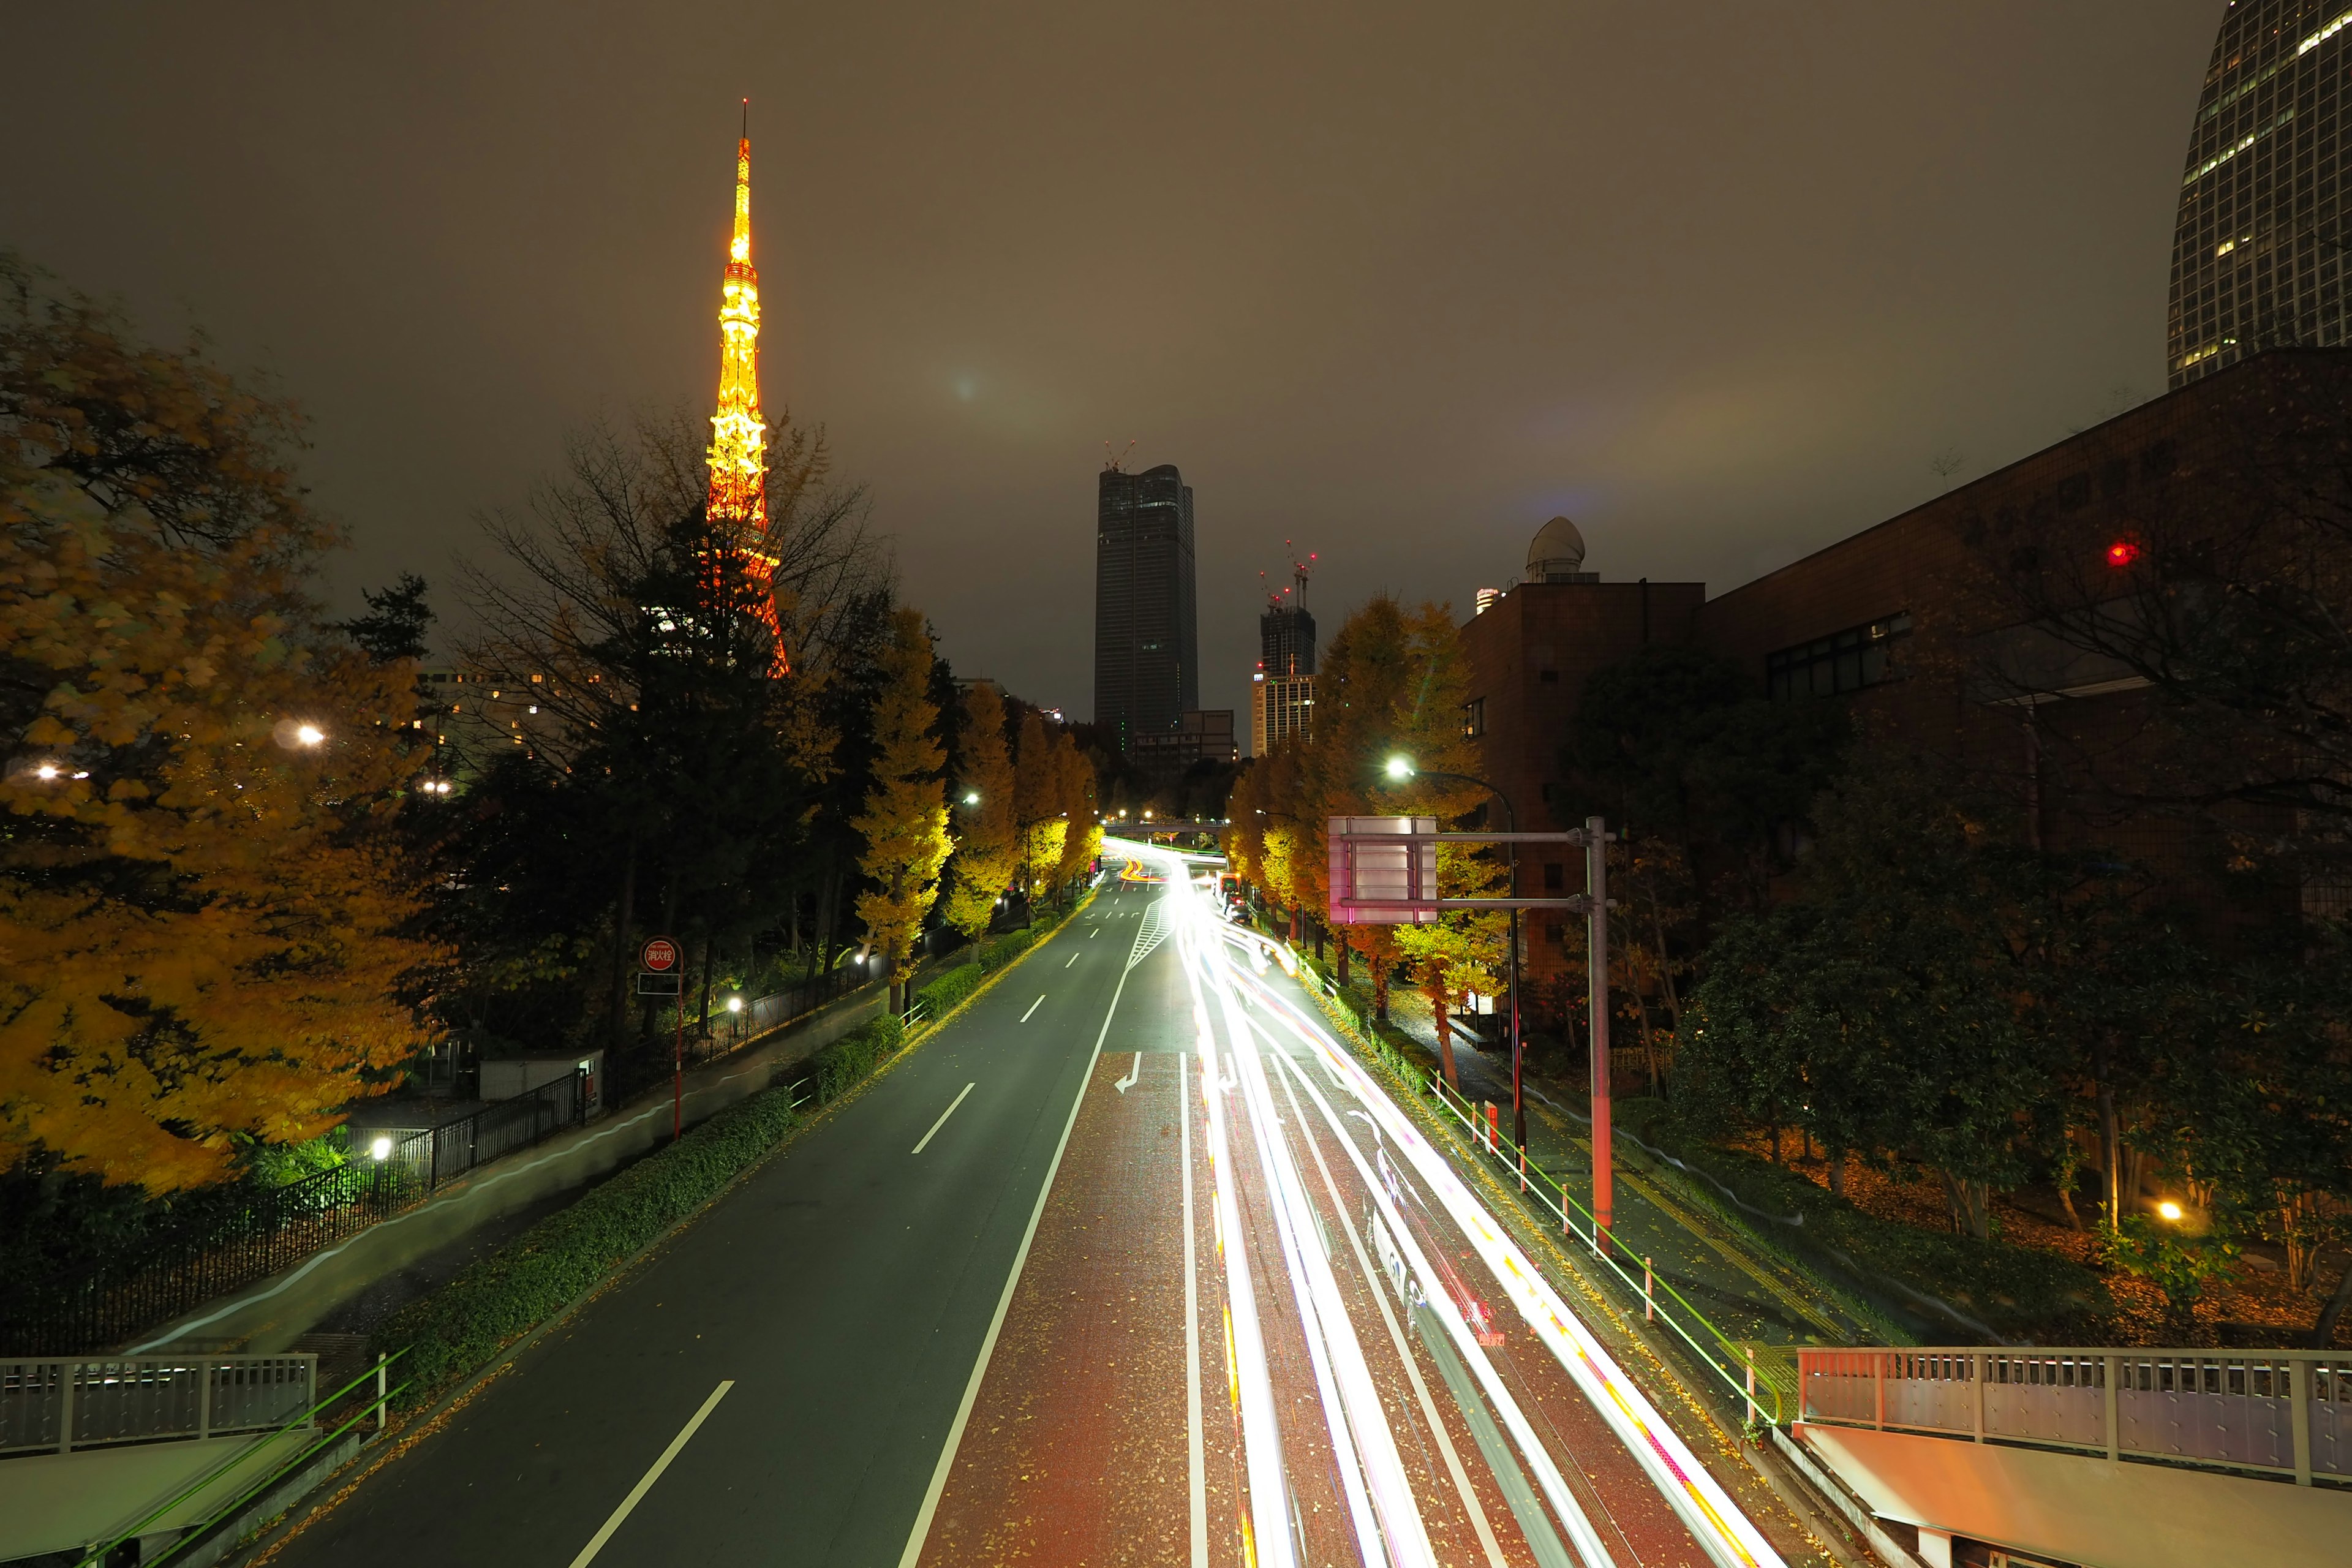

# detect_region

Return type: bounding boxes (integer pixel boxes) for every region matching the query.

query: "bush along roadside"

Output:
[370,1081,804,1412]
[1613,1098,2110,1342]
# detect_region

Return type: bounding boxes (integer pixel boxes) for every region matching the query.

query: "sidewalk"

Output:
[130,976,893,1357]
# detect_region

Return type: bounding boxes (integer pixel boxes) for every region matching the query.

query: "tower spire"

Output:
[706,104,786,671]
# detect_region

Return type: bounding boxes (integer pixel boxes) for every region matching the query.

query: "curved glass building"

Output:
[2169,1,2352,386]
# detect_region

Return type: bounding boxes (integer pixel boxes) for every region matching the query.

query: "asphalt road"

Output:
[263,875,1164,1568]
[261,858,1814,1568]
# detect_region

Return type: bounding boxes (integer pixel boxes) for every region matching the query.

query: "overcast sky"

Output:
[4,2,2224,728]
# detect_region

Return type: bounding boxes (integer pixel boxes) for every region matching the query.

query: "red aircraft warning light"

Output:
[2107,536,2144,568]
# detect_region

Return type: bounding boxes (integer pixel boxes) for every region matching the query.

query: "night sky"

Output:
[4,2,2223,733]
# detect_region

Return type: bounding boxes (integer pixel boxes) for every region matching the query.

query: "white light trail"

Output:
[1235,960,1787,1568]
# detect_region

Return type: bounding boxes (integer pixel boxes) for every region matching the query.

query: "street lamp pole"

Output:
[1384,764,1525,1152]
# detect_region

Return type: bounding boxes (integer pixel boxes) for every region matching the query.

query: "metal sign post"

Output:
[639,935,685,1138]
[1330,816,1616,1253]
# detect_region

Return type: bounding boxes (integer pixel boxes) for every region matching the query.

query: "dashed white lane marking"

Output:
[1065,952,1079,968]
[911,1082,978,1154]
[567,1380,734,1567]
[1020,995,1046,1022]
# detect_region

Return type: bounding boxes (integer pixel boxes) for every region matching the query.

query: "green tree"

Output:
[335,573,434,662]
[853,609,950,1014]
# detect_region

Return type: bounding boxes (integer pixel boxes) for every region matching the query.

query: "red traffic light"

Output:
[2106,537,2143,568]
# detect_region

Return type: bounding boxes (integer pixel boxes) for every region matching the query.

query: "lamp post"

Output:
[1382,757,1526,1152]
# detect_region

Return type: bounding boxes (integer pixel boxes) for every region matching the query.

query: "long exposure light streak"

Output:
[1195,921,1438,1568]
[1182,938,1295,1568]
[1119,842,1778,1568]
[1229,941,1786,1568]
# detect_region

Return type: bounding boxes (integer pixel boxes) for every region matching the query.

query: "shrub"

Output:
[372,1082,802,1409]
[1613,1098,2109,1340]
[811,1014,906,1102]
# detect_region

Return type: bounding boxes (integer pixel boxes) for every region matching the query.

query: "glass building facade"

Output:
[2169,1,2352,386]
[1094,463,1198,751]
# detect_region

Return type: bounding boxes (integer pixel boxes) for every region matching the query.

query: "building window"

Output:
[1463,697,1485,737]
[1542,862,1564,891]
[1538,669,1559,685]
[1767,612,1913,700]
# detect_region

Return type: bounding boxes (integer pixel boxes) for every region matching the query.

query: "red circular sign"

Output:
[639,936,680,973]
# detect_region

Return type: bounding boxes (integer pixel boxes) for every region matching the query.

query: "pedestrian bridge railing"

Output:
[1798,1346,2352,1486]
[1,1354,316,1457]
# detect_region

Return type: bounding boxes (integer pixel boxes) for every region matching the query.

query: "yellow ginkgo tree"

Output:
[1,260,440,1193]
[852,608,951,1014]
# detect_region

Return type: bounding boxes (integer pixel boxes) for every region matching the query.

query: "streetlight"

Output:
[2157,1199,2184,1222]
[1382,753,1529,1153]
[726,995,744,1013]
[295,724,325,747]
[369,1136,393,1160]
[963,791,981,805]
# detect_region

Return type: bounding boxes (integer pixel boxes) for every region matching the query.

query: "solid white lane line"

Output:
[896,960,1133,1568]
[565,1379,734,1568]
[1182,1050,1208,1568]
[1115,1052,1142,1093]
[911,1083,977,1154]
[1065,952,1079,968]
[1020,995,1045,1023]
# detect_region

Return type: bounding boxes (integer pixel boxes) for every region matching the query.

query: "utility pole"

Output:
[1586,816,1613,1254]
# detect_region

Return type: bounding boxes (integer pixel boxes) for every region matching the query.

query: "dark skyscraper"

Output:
[2168,1,2352,387]
[1094,462,1198,751]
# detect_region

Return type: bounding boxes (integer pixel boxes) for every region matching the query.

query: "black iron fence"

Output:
[4,967,872,1359]
[2,1074,590,1357]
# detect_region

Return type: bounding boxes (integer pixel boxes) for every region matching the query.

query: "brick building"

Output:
[1464,349,2352,989]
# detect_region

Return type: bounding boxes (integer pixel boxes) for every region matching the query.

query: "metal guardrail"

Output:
[1799,1346,2352,1486]
[0,1354,316,1457]
[1415,1069,1787,1426]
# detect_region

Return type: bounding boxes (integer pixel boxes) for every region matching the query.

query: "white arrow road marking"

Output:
[567,1380,734,1567]
[1020,995,1045,1022]
[911,1083,976,1154]
[1115,1052,1142,1093]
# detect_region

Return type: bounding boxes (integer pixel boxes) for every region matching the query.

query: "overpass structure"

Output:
[1790,1345,2352,1568]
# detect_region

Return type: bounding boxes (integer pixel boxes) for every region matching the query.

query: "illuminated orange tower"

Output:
[706,102,786,671]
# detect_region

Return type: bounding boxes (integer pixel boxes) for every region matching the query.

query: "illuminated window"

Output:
[1766,612,1913,701]
[1462,697,1485,737]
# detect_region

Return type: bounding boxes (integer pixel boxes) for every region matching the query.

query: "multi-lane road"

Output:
[260,846,1817,1568]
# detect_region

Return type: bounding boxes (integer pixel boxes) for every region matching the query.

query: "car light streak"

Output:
[1258,1028,1619,1568]
[1181,921,1297,1568]
[1193,917,1439,1568]
[1232,957,1786,1568]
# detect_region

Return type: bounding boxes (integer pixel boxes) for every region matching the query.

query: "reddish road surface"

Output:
[909,845,1803,1568]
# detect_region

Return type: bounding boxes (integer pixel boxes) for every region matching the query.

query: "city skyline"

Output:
[1,2,2227,725]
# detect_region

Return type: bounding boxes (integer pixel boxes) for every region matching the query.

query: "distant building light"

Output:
[2106,537,2143,568]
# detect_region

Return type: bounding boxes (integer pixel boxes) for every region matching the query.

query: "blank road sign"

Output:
[1328,815,1439,925]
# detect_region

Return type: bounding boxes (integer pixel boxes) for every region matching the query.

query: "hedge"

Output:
[371,1080,805,1410]
[1613,1098,2109,1340]
[810,1013,907,1102]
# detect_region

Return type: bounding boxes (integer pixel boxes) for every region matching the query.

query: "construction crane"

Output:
[1102,438,1137,473]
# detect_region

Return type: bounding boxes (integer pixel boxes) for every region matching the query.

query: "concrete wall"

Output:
[1798,1421,2352,1568]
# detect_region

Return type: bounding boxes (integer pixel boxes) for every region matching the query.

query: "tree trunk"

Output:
[1768,1121,1781,1166]
[818,863,840,974]
[1290,903,1302,946]
[2312,1251,2352,1348]
[696,932,714,1042]
[1373,960,1390,1022]
[1336,932,1351,986]
[2094,1039,2121,1226]
[1433,992,1457,1088]
[1828,1148,1847,1199]
[1313,920,1324,962]
[608,831,639,1052]
[1647,872,1683,1034]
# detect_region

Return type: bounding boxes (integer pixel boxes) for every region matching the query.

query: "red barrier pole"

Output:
[673,999,684,1139]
